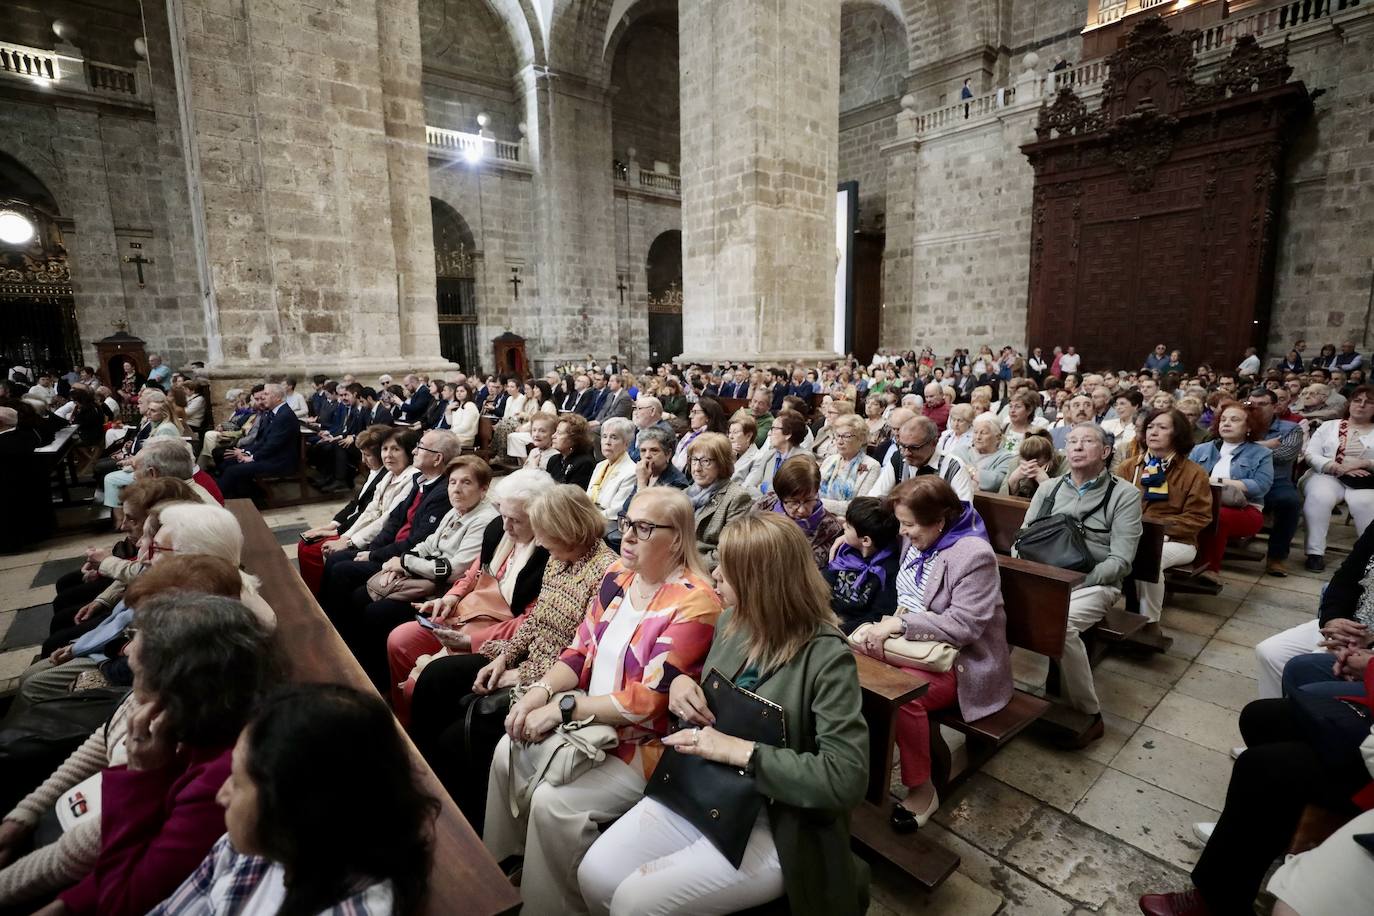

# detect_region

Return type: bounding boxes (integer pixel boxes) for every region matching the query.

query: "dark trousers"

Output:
[217,458,266,499]
[1191,696,1368,914]
[308,441,356,483]
[339,591,424,695]
[1265,484,1301,561]
[50,572,110,625]
[319,556,380,625]
[409,652,504,833]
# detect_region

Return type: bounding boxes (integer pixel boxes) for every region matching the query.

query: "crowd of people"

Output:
[0,335,1372,915]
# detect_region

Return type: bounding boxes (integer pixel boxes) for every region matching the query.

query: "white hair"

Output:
[491,468,556,509]
[602,417,635,440]
[158,504,244,567]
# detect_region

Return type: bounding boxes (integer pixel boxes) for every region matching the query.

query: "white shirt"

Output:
[1211,441,1239,481]
[1238,354,1261,377]
[871,450,974,500]
[588,588,645,697]
[1059,353,1081,373]
[285,391,308,418]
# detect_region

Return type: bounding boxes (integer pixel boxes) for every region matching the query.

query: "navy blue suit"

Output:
[584,388,609,419]
[720,381,749,399]
[397,386,433,424]
[218,404,301,498]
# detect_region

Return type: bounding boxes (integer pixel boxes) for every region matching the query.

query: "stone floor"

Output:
[0,501,1354,915]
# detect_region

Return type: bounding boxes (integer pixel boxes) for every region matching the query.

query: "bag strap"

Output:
[1080,476,1118,533]
[1033,477,1068,522]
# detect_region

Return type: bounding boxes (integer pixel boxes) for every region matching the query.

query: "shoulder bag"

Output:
[1335,421,1374,490]
[507,691,619,818]
[847,616,957,672]
[1012,477,1117,572]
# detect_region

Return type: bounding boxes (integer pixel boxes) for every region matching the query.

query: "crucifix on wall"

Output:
[121,242,154,288]
[617,275,628,306]
[508,267,522,299]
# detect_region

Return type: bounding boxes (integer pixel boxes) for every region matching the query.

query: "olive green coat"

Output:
[701,611,870,915]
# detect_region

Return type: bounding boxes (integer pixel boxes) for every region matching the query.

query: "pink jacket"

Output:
[898,536,1013,722]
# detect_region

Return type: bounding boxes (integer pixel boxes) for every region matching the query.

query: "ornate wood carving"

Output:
[1021,17,1312,372]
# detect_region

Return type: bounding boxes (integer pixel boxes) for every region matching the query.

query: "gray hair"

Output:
[636,425,676,453]
[1068,421,1111,448]
[0,406,16,430]
[138,438,196,480]
[427,429,461,462]
[602,417,635,441]
[262,383,285,401]
[635,396,663,419]
[491,467,556,509]
[158,503,244,567]
[900,415,939,443]
[970,414,1004,437]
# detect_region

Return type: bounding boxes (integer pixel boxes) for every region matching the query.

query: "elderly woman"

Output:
[580,513,869,915]
[818,413,882,514]
[860,477,1010,830]
[969,386,994,418]
[550,414,597,489]
[516,413,559,471]
[1302,385,1374,570]
[151,684,437,916]
[1189,399,1275,573]
[956,415,1015,493]
[755,455,845,571]
[811,399,856,460]
[484,488,722,914]
[744,409,811,495]
[672,397,729,471]
[588,416,639,519]
[999,432,1063,499]
[684,431,753,569]
[409,485,617,831]
[1000,389,1045,454]
[297,426,419,594]
[335,456,499,693]
[729,414,763,484]
[1119,409,1214,621]
[29,593,281,916]
[100,393,185,521]
[387,469,555,721]
[936,403,974,455]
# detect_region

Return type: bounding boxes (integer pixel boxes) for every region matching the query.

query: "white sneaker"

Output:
[1193,822,1215,843]
[1231,746,1245,760]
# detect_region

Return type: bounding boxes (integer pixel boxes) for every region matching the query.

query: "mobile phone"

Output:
[415,614,436,630]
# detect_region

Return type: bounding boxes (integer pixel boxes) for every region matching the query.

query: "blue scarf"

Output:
[899,503,990,591]
[829,542,895,594]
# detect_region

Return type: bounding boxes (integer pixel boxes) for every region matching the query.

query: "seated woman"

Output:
[658,378,687,418]
[824,496,901,634]
[1302,386,1374,571]
[1119,409,1214,621]
[483,488,722,915]
[818,413,882,514]
[744,409,811,496]
[755,455,845,571]
[440,382,481,447]
[408,485,616,831]
[999,432,1063,499]
[387,469,555,721]
[684,432,753,569]
[518,414,559,471]
[811,399,855,460]
[549,414,597,489]
[671,397,728,472]
[1000,389,1046,454]
[507,380,557,460]
[1263,798,1374,916]
[588,417,639,519]
[297,425,418,594]
[100,396,184,523]
[863,396,887,450]
[936,403,974,456]
[151,683,437,915]
[32,592,280,916]
[955,415,1015,493]
[728,414,763,484]
[0,557,246,908]
[579,512,869,916]
[489,378,528,456]
[1102,388,1143,453]
[335,456,499,694]
[1189,399,1275,573]
[858,477,1010,830]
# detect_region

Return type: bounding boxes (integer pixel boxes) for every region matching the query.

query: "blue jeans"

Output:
[1282,651,1365,699]
[1265,482,1301,560]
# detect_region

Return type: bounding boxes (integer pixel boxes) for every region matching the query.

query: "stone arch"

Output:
[645,229,681,364]
[546,0,616,80]
[840,0,911,111]
[430,198,482,372]
[0,147,65,218]
[421,0,531,139]
[608,1,678,171]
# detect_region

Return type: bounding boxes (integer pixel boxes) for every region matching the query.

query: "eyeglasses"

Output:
[832,433,857,442]
[782,497,817,513]
[148,542,176,559]
[414,444,441,455]
[899,438,934,455]
[689,456,716,466]
[618,515,673,540]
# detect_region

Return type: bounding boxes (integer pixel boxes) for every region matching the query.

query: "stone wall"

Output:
[610,21,680,170]
[613,189,680,366]
[839,4,907,229]
[1009,0,1089,65]
[840,108,900,231]
[419,0,522,140]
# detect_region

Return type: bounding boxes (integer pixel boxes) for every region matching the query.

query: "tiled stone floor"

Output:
[0,501,1355,914]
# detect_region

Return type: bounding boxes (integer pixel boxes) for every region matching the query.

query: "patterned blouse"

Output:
[481,541,618,683]
[558,561,723,777]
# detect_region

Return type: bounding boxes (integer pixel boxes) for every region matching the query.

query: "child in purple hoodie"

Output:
[824,497,902,634]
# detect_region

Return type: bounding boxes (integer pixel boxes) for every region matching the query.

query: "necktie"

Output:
[392,482,427,544]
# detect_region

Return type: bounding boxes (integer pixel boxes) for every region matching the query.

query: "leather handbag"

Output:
[847,616,958,672]
[1012,477,1117,572]
[507,692,619,817]
[645,668,787,867]
[365,567,438,602]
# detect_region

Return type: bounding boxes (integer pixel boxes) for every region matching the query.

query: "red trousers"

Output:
[297,535,341,596]
[387,614,525,726]
[894,665,959,788]
[1199,505,1264,572]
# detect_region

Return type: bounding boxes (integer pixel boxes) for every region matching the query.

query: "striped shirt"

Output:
[895,543,935,614]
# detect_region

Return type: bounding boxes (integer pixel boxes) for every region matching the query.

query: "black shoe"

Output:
[1305,555,1325,572]
[1054,713,1105,750]
[889,803,920,834]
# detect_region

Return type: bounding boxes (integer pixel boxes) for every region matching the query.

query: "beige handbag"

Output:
[848,615,958,672]
[365,567,439,602]
[507,692,619,817]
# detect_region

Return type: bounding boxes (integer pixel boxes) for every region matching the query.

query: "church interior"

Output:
[2,0,1374,914]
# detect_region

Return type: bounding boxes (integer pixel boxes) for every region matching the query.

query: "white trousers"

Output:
[1058,585,1122,716]
[483,734,646,916]
[578,797,784,916]
[1254,618,1323,700]
[1303,473,1374,555]
[1135,538,1198,623]
[1268,808,1374,914]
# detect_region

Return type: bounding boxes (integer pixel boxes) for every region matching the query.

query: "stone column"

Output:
[678,0,841,363]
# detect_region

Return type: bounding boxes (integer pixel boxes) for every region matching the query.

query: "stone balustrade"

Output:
[425,125,523,164]
[1051,58,1110,93]
[0,40,149,105]
[910,86,1018,136]
[0,41,58,81]
[87,61,138,96]
[611,161,682,197]
[1194,0,1359,53]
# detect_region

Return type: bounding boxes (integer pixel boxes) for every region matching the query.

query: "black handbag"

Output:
[1012,477,1117,572]
[645,668,787,867]
[1340,473,1374,490]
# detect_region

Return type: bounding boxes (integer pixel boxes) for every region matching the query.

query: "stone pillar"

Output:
[678,0,841,363]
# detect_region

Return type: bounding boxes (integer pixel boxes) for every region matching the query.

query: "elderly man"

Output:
[1089,386,1116,426]
[217,382,301,499]
[871,416,973,500]
[1052,394,1096,450]
[146,353,171,387]
[922,382,950,431]
[560,373,594,415]
[746,387,775,448]
[134,438,222,506]
[1016,422,1142,747]
[628,395,674,461]
[394,373,432,425]
[720,367,750,399]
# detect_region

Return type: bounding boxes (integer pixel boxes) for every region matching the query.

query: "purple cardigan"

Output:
[898,536,1013,722]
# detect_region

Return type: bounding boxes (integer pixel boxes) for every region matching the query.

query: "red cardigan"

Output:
[59,745,232,916]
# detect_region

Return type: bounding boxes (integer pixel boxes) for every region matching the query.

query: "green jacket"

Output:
[701,611,870,915]
[753,412,775,449]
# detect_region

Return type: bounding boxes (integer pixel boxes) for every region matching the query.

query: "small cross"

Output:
[508,268,522,299]
[617,276,628,306]
[122,253,154,287]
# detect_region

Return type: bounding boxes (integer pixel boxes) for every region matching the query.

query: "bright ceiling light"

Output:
[0,210,36,245]
[463,145,483,164]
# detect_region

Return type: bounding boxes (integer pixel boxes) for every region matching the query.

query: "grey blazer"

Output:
[693,479,754,569]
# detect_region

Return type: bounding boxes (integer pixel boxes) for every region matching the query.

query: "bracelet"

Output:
[529,682,554,703]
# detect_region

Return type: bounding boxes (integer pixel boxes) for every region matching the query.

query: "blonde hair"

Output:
[689,431,735,479]
[833,413,868,440]
[719,513,837,672]
[527,484,605,555]
[627,487,708,579]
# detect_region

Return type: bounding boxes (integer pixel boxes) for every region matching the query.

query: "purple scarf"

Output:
[899,503,990,590]
[830,543,896,594]
[772,497,827,536]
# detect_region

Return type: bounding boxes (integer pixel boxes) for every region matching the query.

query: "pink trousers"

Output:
[386,614,525,725]
[893,666,959,788]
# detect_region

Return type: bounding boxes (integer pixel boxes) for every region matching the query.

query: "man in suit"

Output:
[582,374,609,420]
[785,367,815,403]
[218,382,302,499]
[308,383,369,492]
[719,367,750,400]
[357,387,392,426]
[395,374,432,424]
[589,374,633,430]
[561,374,595,416]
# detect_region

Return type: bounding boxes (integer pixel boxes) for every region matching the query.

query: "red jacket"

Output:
[193,468,225,504]
[60,745,232,916]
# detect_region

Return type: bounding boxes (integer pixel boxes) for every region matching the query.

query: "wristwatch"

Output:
[559,693,578,725]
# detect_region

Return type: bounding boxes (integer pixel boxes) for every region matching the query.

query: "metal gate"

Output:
[0,290,82,372]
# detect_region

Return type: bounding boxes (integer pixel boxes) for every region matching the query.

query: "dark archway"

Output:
[430,198,481,373]
[645,230,681,364]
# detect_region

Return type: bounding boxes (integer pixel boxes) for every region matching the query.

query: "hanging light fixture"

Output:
[0,209,36,245]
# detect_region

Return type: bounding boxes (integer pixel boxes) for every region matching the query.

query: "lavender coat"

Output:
[898,536,1013,722]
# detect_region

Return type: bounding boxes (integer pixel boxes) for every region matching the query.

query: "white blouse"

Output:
[1306,418,1374,473]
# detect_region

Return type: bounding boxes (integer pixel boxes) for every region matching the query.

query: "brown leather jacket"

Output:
[1120,453,1214,546]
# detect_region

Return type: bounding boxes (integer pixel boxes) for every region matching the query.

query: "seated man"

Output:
[216,382,300,499]
[308,383,368,492]
[1050,394,1095,450]
[198,384,264,471]
[393,373,432,425]
[1015,422,1141,748]
[134,438,222,505]
[870,416,973,501]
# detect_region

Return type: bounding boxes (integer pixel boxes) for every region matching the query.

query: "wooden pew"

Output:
[257,433,334,509]
[1163,484,1224,596]
[226,500,520,916]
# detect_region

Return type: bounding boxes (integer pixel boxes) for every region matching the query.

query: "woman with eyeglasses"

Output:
[743,409,811,496]
[588,417,639,520]
[755,455,845,571]
[811,399,855,460]
[818,413,881,514]
[671,397,728,472]
[684,432,753,569]
[484,488,722,914]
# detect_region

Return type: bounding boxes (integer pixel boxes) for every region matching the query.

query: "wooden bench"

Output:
[256,433,338,509]
[36,426,79,506]
[1162,484,1224,597]
[226,500,520,916]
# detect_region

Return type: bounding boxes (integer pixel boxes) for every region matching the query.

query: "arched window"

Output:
[430,198,480,372]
